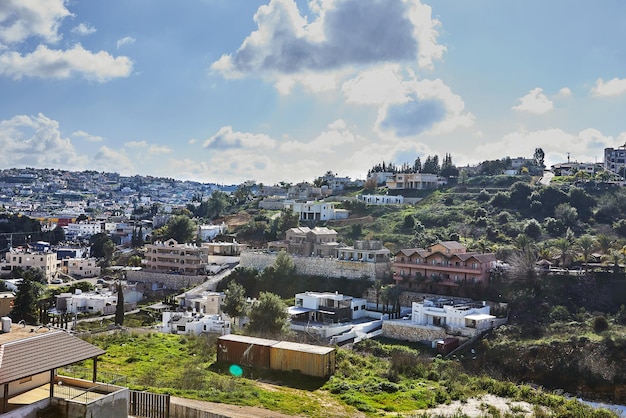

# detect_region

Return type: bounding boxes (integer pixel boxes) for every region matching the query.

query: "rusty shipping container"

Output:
[217,334,278,369]
[270,341,336,378]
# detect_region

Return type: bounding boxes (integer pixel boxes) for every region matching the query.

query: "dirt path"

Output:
[171,396,298,418]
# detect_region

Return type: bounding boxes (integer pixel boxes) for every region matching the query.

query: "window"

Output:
[353,306,359,311]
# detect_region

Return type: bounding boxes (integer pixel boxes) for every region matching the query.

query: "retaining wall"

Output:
[240,252,390,280]
[126,271,207,290]
[382,321,447,342]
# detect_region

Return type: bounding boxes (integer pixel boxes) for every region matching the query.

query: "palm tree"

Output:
[597,234,613,255]
[577,235,596,269]
[514,234,535,255]
[604,249,624,276]
[553,237,573,268]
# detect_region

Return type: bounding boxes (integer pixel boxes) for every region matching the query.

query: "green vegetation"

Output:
[71,332,615,417]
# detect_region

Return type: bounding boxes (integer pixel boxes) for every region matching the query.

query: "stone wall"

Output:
[126,270,207,290]
[240,251,390,280]
[382,320,447,342]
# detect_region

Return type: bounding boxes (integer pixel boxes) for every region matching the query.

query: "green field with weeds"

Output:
[62,331,617,417]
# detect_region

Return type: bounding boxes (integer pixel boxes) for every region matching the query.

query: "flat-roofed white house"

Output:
[160,311,230,335]
[410,297,496,334]
[291,291,369,324]
[284,200,350,222]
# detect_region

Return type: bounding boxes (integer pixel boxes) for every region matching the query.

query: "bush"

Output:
[593,315,609,333]
[549,305,570,322]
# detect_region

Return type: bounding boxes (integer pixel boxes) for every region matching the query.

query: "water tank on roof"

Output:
[1,316,11,333]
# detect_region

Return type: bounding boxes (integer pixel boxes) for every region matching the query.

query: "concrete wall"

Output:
[170,402,228,418]
[52,388,129,418]
[240,252,390,280]
[382,321,447,342]
[126,270,206,290]
[0,399,49,418]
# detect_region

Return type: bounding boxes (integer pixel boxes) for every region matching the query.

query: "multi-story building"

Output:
[268,226,339,257]
[176,291,225,315]
[143,239,209,275]
[1,248,61,282]
[64,257,101,278]
[410,297,496,333]
[392,241,496,287]
[336,240,391,264]
[197,222,227,241]
[604,145,626,175]
[284,200,349,222]
[385,172,439,191]
[292,291,369,323]
[64,221,102,239]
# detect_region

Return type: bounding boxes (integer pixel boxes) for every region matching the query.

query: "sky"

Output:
[2,0,626,185]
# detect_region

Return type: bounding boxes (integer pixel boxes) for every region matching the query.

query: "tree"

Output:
[273,250,295,278]
[247,292,289,338]
[91,233,114,258]
[127,255,142,267]
[165,215,196,243]
[553,237,574,267]
[577,235,596,268]
[276,208,299,238]
[49,225,66,245]
[10,275,42,324]
[115,282,125,326]
[206,191,230,219]
[523,219,542,241]
[221,281,247,327]
[533,147,545,168]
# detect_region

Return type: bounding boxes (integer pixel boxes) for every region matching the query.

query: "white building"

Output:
[160,311,231,335]
[411,297,495,333]
[291,291,369,323]
[64,257,101,278]
[284,200,350,222]
[197,223,228,241]
[55,284,142,315]
[64,222,102,238]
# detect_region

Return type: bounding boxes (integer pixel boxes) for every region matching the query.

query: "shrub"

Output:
[593,315,609,333]
[549,305,570,322]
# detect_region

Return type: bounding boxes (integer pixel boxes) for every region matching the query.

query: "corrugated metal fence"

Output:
[128,390,170,418]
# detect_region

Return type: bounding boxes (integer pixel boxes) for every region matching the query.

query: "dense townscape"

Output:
[1,149,626,417]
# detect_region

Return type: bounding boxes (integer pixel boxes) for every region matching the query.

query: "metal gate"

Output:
[129,390,170,418]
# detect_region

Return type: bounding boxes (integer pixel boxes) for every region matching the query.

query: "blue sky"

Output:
[1,0,626,185]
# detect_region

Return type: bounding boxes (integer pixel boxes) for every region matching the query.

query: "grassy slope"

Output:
[68,331,615,417]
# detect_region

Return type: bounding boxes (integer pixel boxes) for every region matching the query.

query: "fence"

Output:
[129,390,170,418]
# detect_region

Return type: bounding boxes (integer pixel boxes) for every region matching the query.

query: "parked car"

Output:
[51,278,63,284]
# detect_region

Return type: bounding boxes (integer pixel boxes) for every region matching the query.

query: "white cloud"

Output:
[375,77,474,137]
[342,65,406,105]
[0,43,133,82]
[92,146,134,175]
[592,77,626,97]
[125,141,148,149]
[0,113,87,169]
[556,87,572,98]
[468,128,614,168]
[149,144,172,154]
[116,36,136,49]
[71,23,96,36]
[512,88,554,114]
[72,130,103,142]
[211,0,444,81]
[280,119,361,153]
[203,126,276,150]
[0,0,71,45]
